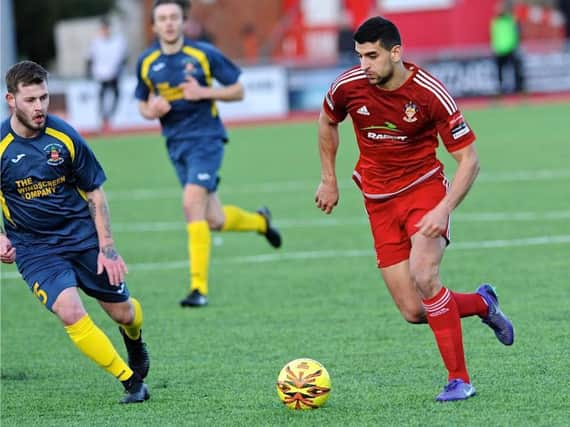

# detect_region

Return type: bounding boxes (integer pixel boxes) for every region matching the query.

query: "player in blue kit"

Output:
[135,0,282,307]
[0,61,150,404]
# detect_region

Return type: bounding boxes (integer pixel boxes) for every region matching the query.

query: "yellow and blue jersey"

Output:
[134,38,241,143]
[0,115,106,254]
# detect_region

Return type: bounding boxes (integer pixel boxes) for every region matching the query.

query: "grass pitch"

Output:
[1,101,569,426]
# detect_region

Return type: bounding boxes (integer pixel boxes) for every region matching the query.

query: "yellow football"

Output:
[276,358,331,410]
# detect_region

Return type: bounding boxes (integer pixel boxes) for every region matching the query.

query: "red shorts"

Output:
[364,173,450,268]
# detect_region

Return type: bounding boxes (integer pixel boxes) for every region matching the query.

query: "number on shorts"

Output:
[32,282,48,305]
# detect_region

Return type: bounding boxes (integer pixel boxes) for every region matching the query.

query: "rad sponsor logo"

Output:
[366,132,408,142]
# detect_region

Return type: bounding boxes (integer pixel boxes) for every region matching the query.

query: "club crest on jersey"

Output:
[403,101,419,122]
[183,59,196,77]
[44,143,64,166]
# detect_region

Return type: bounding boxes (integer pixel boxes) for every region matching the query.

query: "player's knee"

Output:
[112,302,135,325]
[206,217,224,231]
[399,306,426,324]
[55,305,87,326]
[409,266,438,294]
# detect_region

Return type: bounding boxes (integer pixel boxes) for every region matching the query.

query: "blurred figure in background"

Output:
[184,16,214,44]
[135,0,282,308]
[240,23,259,63]
[87,17,127,130]
[560,0,570,41]
[490,0,524,94]
[337,11,357,66]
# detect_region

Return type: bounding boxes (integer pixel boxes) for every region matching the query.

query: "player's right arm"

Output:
[138,95,171,120]
[315,109,341,215]
[134,53,171,120]
[315,73,349,215]
[0,232,16,264]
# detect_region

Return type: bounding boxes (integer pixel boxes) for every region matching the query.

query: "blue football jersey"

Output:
[0,115,106,254]
[134,38,241,142]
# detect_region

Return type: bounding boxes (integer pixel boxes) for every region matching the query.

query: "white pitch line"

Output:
[476,169,570,182]
[110,210,570,233]
[105,169,570,201]
[2,234,569,280]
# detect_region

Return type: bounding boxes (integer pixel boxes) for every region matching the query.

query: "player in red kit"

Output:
[315,17,514,401]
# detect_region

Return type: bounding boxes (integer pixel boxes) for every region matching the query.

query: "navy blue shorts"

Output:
[167,137,224,192]
[16,247,130,311]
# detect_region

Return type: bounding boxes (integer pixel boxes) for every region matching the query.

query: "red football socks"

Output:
[423,287,470,383]
[452,291,488,318]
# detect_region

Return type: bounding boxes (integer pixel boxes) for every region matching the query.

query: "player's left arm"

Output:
[179,46,244,102]
[85,187,128,286]
[416,143,480,238]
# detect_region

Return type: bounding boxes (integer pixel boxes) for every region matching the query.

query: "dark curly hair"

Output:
[5,60,48,94]
[353,17,402,50]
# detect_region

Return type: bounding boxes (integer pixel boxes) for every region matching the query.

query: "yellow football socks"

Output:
[221,205,266,233]
[119,297,143,340]
[187,220,211,295]
[65,314,133,381]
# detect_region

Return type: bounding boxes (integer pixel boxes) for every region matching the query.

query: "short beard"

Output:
[14,108,44,132]
[375,69,394,87]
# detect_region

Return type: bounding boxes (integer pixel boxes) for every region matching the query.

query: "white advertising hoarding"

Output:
[217,65,288,122]
[65,65,288,133]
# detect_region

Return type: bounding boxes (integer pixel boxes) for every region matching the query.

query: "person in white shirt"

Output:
[87,17,127,128]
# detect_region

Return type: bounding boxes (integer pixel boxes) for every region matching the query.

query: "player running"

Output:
[315,16,514,401]
[1,61,150,404]
[135,0,282,307]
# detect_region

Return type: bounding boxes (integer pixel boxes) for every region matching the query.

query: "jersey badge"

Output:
[183,59,197,78]
[356,105,370,116]
[403,101,419,123]
[44,143,64,166]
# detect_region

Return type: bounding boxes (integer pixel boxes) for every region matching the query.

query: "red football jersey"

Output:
[323,62,476,199]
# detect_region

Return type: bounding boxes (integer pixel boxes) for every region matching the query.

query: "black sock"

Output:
[121,372,142,392]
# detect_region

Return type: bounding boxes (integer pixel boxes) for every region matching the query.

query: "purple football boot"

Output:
[476,283,514,346]
[436,379,476,402]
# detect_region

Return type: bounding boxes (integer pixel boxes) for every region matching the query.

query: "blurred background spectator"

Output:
[490,0,524,94]
[240,23,259,64]
[86,17,127,129]
[337,10,357,66]
[559,0,570,39]
[184,16,215,44]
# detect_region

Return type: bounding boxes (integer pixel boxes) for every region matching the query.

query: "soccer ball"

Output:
[276,358,331,410]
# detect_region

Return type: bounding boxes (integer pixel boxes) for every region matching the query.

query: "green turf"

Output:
[2,101,569,426]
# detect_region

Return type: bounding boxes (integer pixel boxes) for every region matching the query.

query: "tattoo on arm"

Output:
[100,201,113,240]
[88,193,113,240]
[88,198,96,221]
[101,244,119,260]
